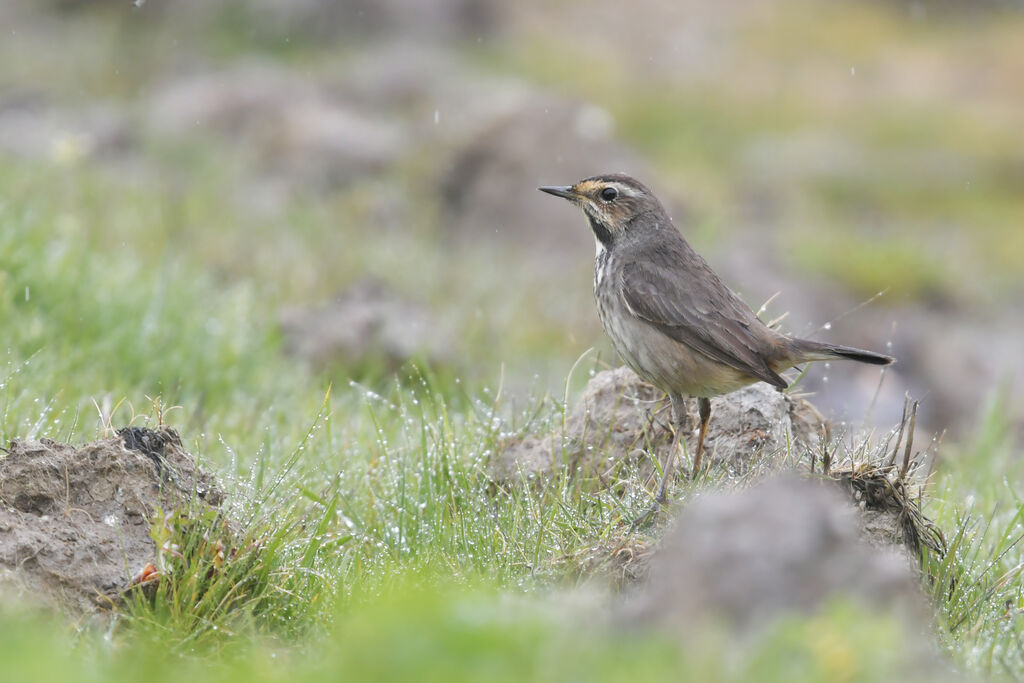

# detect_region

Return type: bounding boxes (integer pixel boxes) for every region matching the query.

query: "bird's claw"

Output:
[628,496,669,531]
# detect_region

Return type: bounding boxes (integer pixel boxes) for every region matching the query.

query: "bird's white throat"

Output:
[594,239,607,287]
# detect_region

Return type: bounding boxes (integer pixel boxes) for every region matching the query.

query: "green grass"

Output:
[2,591,938,683]
[922,388,1024,676]
[2,2,1024,680]
[1,155,1022,682]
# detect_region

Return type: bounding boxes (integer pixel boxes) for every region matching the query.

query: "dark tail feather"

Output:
[794,340,895,366]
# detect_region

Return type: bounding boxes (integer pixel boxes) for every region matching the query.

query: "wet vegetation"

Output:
[2,1,1023,681]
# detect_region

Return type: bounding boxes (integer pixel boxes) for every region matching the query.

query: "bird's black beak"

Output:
[538,185,576,200]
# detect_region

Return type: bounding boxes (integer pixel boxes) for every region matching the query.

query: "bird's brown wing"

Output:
[619,254,788,390]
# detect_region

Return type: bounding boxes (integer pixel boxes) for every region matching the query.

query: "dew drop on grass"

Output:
[823,322,832,330]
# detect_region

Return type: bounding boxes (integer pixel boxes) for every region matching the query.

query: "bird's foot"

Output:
[628,494,670,531]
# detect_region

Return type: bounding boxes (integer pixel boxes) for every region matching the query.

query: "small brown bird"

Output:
[540,174,893,509]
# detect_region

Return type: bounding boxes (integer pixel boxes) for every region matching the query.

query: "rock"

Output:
[265,100,406,192]
[625,475,926,632]
[490,366,826,486]
[0,427,222,615]
[279,278,455,371]
[147,64,406,193]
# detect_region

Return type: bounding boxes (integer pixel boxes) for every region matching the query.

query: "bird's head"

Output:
[539,174,663,246]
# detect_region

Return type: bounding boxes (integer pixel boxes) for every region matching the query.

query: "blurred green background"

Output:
[2,1,1024,680]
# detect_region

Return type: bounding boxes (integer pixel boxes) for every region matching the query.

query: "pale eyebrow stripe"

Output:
[611,182,638,197]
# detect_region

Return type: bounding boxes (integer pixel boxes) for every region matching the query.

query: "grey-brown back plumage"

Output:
[615,226,789,390]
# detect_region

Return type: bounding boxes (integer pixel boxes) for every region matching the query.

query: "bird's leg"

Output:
[654,394,686,504]
[691,397,711,480]
[631,394,685,530]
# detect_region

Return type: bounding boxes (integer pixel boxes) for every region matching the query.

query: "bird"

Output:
[539,174,894,515]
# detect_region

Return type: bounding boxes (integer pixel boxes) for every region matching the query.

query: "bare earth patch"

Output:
[0,427,221,616]
[625,475,927,631]
[497,367,946,612]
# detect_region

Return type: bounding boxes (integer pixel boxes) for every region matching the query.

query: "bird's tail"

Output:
[792,339,894,366]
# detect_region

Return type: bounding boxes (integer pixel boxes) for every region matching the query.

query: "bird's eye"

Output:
[600,187,618,201]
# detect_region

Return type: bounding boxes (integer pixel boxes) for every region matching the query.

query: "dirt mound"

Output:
[491,366,826,486]
[279,277,455,371]
[625,475,928,631]
[0,427,222,615]
[496,367,946,602]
